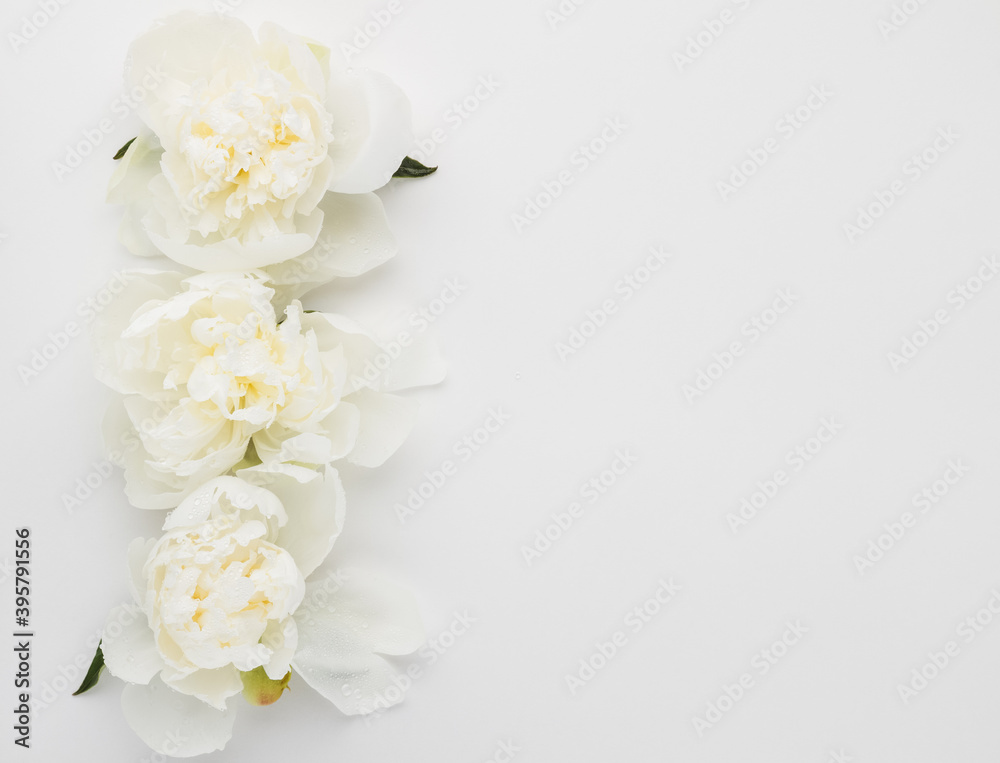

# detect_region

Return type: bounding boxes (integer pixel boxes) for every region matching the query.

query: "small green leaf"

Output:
[113,137,136,161]
[73,643,105,696]
[393,155,437,179]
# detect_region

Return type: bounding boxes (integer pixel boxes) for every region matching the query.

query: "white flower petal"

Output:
[342,389,419,468]
[326,69,413,194]
[121,676,237,758]
[125,12,258,145]
[91,270,187,397]
[107,131,161,206]
[291,569,424,715]
[144,206,324,271]
[127,538,156,604]
[378,333,447,393]
[318,401,362,461]
[267,466,346,579]
[262,192,397,295]
[301,312,383,384]
[118,396,251,510]
[163,476,286,531]
[261,617,298,681]
[257,22,329,110]
[161,666,244,711]
[119,203,165,259]
[102,604,163,685]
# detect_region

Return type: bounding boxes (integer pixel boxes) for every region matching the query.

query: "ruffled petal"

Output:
[257,22,329,102]
[144,205,324,271]
[124,12,259,146]
[91,270,187,397]
[162,476,286,532]
[160,666,244,711]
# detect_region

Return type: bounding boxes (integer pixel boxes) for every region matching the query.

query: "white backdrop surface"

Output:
[3,0,1000,761]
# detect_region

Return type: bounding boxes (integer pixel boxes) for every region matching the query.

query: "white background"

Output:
[3,0,1000,760]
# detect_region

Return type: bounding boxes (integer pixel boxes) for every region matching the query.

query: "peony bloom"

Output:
[109,12,411,279]
[101,474,424,757]
[94,270,444,509]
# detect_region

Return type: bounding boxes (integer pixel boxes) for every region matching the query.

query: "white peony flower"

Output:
[109,11,412,279]
[94,270,444,509]
[101,474,424,757]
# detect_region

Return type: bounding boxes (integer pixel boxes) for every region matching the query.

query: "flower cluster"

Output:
[79,12,440,757]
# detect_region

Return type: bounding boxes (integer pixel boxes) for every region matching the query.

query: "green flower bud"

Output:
[240,667,291,706]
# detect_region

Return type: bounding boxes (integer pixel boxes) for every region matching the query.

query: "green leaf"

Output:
[73,643,105,696]
[392,155,437,179]
[113,137,136,161]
